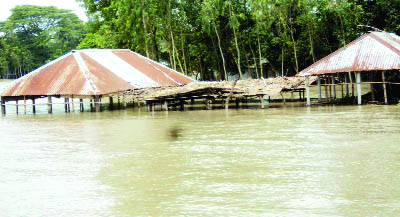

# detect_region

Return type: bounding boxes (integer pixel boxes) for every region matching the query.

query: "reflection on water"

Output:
[1,101,400,216]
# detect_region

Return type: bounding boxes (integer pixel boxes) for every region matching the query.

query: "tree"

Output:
[0,5,85,77]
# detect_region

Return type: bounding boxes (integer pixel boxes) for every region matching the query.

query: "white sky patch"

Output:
[0,0,88,22]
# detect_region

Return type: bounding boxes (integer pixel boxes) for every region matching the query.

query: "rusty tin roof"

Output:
[297,31,400,76]
[1,49,194,97]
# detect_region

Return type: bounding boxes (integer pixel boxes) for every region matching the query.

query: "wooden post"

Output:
[317,75,322,102]
[382,71,388,104]
[1,97,5,115]
[299,91,302,100]
[259,95,265,109]
[80,99,84,112]
[32,99,36,114]
[24,96,26,115]
[16,100,19,114]
[370,71,375,101]
[332,76,336,99]
[109,96,114,110]
[356,71,362,105]
[306,76,311,106]
[291,92,294,102]
[48,96,52,114]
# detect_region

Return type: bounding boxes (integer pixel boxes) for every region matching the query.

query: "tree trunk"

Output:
[214,22,228,81]
[257,33,263,78]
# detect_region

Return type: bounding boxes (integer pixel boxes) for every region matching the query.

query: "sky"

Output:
[0,0,88,22]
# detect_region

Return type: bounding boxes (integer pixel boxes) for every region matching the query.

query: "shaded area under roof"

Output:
[297,31,400,76]
[1,49,194,97]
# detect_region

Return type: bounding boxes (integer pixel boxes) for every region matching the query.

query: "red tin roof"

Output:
[297,32,400,76]
[1,49,194,97]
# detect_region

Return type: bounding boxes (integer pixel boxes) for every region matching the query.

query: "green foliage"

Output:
[73,0,400,81]
[0,5,85,78]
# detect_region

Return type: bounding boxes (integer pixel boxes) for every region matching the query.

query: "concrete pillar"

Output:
[24,96,26,115]
[235,98,240,108]
[64,98,68,112]
[1,97,5,115]
[90,99,94,112]
[94,96,101,112]
[80,99,84,112]
[32,99,36,114]
[356,71,362,105]
[179,99,185,111]
[382,71,388,104]
[306,76,311,106]
[332,76,336,99]
[123,94,127,108]
[164,101,168,111]
[345,74,349,97]
[48,96,52,114]
[117,95,121,109]
[259,95,265,109]
[317,76,322,102]
[205,99,212,110]
[109,96,114,110]
[71,97,75,112]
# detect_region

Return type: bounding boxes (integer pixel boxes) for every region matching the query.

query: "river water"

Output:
[1,80,400,216]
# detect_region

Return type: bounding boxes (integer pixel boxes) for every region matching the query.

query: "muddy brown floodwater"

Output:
[1,79,400,216]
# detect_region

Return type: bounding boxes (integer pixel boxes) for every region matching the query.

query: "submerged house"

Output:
[0,49,193,114]
[298,31,400,105]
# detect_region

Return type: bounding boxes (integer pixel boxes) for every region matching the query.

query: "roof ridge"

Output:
[72,51,99,95]
[297,33,370,76]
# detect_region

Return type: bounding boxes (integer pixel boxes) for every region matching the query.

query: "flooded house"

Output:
[0,49,193,114]
[299,31,400,105]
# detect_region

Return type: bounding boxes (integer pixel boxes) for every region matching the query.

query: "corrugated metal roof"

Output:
[297,31,400,76]
[1,49,194,97]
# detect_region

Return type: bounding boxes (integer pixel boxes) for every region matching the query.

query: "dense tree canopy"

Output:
[77,0,400,81]
[0,5,85,78]
[1,1,399,80]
